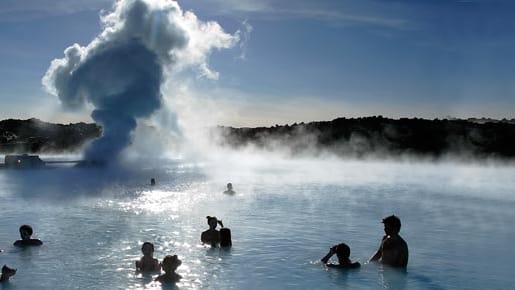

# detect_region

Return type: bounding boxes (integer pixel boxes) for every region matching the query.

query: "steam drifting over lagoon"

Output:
[1,0,515,289]
[43,0,238,164]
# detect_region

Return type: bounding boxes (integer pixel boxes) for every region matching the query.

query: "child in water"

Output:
[155,255,182,284]
[13,224,43,246]
[135,242,160,272]
[321,242,360,269]
[0,265,16,282]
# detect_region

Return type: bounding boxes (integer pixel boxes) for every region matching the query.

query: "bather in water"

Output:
[135,242,160,272]
[321,242,360,269]
[13,224,43,247]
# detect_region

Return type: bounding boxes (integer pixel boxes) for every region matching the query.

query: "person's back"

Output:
[220,228,232,247]
[381,234,408,268]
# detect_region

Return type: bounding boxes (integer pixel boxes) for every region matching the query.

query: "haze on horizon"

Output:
[1,0,514,128]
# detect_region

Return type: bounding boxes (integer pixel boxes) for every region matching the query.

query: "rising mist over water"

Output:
[1,0,514,288]
[1,154,515,289]
[42,0,239,164]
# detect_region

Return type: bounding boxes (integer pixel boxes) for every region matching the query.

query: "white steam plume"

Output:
[43,0,237,163]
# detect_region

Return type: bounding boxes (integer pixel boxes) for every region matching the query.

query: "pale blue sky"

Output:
[1,0,514,126]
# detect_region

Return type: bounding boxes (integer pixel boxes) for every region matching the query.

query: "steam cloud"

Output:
[43,0,237,163]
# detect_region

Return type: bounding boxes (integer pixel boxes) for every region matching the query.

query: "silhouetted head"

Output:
[19,224,33,240]
[206,216,218,229]
[141,242,155,256]
[227,183,233,190]
[334,243,351,263]
[382,215,401,235]
[1,265,16,279]
[161,255,181,273]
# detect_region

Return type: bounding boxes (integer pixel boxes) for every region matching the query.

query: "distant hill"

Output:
[0,118,101,153]
[217,116,515,160]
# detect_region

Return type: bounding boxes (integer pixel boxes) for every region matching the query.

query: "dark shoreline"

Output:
[0,118,100,153]
[217,116,515,161]
[2,116,515,161]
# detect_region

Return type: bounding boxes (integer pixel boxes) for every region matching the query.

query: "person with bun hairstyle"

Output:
[201,216,221,247]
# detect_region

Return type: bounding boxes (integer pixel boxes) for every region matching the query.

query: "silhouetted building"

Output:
[4,154,45,169]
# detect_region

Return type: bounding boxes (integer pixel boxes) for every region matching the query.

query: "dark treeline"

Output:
[0,118,101,153]
[217,116,515,160]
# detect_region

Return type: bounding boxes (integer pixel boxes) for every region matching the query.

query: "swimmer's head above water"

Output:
[19,224,33,240]
[382,215,401,235]
[161,255,181,273]
[333,243,351,263]
[141,242,155,256]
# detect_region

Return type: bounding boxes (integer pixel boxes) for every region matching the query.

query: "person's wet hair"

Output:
[162,255,181,271]
[141,242,154,252]
[19,224,33,236]
[382,215,401,232]
[335,243,351,260]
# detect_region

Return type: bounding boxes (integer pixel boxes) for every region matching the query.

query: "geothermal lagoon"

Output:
[1,156,514,289]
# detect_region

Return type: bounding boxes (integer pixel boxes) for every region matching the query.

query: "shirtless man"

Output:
[369,215,409,268]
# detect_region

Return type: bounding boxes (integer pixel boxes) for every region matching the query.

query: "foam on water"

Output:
[1,158,514,289]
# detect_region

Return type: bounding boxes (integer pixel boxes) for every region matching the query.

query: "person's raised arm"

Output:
[321,246,337,264]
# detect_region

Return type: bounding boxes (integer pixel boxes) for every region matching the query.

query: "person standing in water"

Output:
[218,220,232,247]
[150,178,156,186]
[321,242,360,269]
[13,224,43,246]
[135,242,160,272]
[369,215,409,268]
[223,183,235,194]
[201,216,221,247]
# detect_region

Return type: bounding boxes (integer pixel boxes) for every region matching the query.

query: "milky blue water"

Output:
[0,157,514,289]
